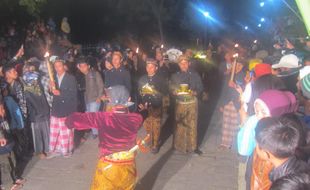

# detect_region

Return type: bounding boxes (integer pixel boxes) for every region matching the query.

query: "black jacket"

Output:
[269,156,310,182]
[24,88,50,122]
[104,66,132,92]
[51,73,78,118]
[138,73,169,107]
[170,69,204,97]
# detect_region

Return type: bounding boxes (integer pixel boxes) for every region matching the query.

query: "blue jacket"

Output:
[3,96,24,129]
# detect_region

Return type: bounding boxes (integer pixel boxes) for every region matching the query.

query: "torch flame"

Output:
[44,52,50,58]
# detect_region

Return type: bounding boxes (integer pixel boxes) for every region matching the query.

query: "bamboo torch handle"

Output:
[230,54,238,81]
[47,59,55,83]
[44,52,56,90]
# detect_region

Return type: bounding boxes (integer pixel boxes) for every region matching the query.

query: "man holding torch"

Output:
[47,57,78,158]
[220,52,246,149]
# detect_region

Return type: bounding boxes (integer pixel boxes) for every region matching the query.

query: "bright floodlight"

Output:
[244,26,249,30]
[258,23,262,27]
[203,11,210,18]
[260,18,265,22]
[260,2,265,7]
[254,40,258,44]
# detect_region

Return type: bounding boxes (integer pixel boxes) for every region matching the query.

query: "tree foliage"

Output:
[19,0,47,16]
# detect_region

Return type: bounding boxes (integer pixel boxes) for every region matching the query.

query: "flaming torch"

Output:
[44,52,56,90]
[230,53,239,82]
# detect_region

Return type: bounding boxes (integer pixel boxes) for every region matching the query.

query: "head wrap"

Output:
[255,90,297,117]
[254,63,272,79]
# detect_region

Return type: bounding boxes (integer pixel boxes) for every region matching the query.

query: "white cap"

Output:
[299,66,310,80]
[272,54,301,69]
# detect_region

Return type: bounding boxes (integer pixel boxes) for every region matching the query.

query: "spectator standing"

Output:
[104,52,131,92]
[48,58,77,158]
[77,57,104,138]
[22,70,50,159]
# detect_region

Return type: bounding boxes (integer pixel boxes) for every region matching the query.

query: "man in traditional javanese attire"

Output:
[138,58,168,154]
[170,55,203,154]
[66,85,144,190]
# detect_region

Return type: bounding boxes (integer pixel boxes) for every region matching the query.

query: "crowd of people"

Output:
[0,16,310,190]
[219,33,310,189]
[0,18,207,190]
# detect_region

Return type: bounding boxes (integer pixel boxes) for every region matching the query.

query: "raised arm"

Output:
[66,112,102,130]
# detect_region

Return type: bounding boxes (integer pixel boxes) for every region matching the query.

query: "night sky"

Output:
[0,0,292,45]
[42,0,258,44]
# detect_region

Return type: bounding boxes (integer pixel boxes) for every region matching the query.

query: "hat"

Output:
[146,58,158,67]
[106,85,133,107]
[178,55,189,63]
[299,66,310,80]
[254,63,272,79]
[255,90,297,117]
[301,74,310,99]
[272,54,301,69]
[248,58,263,71]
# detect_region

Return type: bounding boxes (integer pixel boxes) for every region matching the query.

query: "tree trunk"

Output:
[147,0,165,44]
[157,15,164,44]
[157,0,165,44]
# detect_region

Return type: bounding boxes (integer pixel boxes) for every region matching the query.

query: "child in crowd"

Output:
[270,172,310,190]
[255,117,310,186]
[238,89,298,190]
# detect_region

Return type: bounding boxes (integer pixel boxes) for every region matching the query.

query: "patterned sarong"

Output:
[49,116,73,155]
[221,101,239,148]
[91,152,136,190]
[173,97,198,153]
[143,107,162,149]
